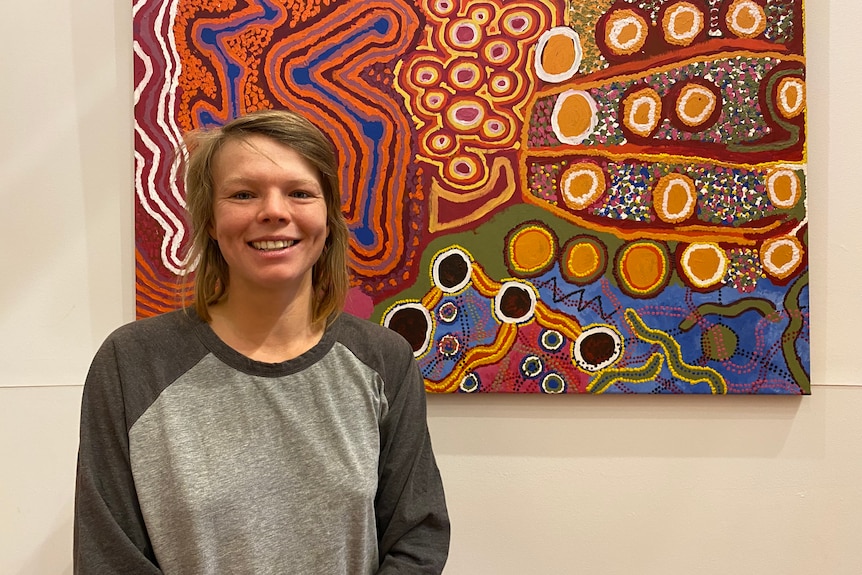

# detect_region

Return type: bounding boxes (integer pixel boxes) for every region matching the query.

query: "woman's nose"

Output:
[259,192,290,222]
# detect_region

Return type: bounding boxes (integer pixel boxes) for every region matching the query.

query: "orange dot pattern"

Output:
[615,240,670,297]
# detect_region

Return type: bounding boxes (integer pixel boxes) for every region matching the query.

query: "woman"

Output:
[74,110,450,574]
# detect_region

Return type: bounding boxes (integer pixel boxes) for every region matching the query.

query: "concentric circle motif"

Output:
[505,222,557,277]
[560,162,606,210]
[674,82,719,128]
[438,301,459,323]
[432,247,473,293]
[448,19,481,50]
[489,72,515,97]
[726,0,767,39]
[622,87,663,137]
[615,240,671,297]
[662,2,704,46]
[423,90,447,113]
[561,235,607,285]
[494,280,538,324]
[521,355,544,378]
[535,26,583,83]
[430,0,456,18]
[445,156,480,183]
[438,334,461,357]
[447,99,484,130]
[413,64,440,87]
[552,89,599,145]
[540,329,565,352]
[573,325,623,372]
[426,132,455,155]
[382,302,433,357]
[460,372,480,393]
[449,62,483,91]
[766,167,802,209]
[760,236,804,280]
[482,118,508,141]
[503,11,536,38]
[541,373,566,393]
[469,6,491,24]
[653,173,697,223]
[605,9,649,55]
[776,77,805,119]
[485,40,515,66]
[679,242,728,289]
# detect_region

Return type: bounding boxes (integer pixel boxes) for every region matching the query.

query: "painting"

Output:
[134,0,809,394]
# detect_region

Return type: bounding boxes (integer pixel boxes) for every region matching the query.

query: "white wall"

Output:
[1,0,860,573]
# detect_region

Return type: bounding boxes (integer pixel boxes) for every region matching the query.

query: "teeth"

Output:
[251,240,296,250]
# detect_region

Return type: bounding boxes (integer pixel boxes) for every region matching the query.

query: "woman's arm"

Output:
[74,337,161,574]
[375,344,450,574]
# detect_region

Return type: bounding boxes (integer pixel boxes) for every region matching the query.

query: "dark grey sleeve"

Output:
[74,336,162,574]
[374,336,450,574]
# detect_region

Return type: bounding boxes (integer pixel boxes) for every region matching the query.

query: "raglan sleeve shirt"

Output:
[343,317,451,573]
[74,317,187,573]
[73,310,449,574]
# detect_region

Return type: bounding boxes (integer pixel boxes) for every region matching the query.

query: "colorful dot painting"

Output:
[135,0,809,394]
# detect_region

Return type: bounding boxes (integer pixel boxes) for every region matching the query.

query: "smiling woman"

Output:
[207,136,331,349]
[73,110,450,575]
[183,110,350,329]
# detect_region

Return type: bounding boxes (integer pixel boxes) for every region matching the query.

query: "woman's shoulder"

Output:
[90,309,212,384]
[101,309,201,353]
[332,312,416,367]
[334,312,411,346]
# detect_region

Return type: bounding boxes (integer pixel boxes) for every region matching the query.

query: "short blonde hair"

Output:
[182,109,350,326]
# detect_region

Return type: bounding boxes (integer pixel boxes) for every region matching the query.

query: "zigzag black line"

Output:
[535,277,619,321]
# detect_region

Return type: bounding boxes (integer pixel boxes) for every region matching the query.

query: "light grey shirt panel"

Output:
[129,343,387,575]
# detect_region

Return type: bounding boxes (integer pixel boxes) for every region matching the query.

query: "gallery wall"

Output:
[1,0,861,573]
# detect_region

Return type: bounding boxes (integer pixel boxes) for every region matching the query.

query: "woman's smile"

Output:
[209,134,329,296]
[249,239,299,251]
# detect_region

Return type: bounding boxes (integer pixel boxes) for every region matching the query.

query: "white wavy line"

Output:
[134,23,185,272]
[155,0,186,209]
[133,41,152,104]
[132,0,147,18]
[135,149,186,275]
[134,0,190,273]
[134,33,187,273]
[166,0,189,269]
[134,116,188,273]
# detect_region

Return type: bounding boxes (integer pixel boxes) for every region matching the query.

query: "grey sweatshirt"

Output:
[74,309,449,574]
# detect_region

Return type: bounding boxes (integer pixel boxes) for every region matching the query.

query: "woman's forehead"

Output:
[212,134,321,184]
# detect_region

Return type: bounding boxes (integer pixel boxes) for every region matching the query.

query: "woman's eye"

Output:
[292,190,311,198]
[232,191,253,200]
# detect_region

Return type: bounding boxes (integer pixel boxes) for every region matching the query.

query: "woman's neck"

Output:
[207,288,325,363]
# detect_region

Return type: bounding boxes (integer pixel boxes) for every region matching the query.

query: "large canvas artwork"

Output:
[134,0,809,394]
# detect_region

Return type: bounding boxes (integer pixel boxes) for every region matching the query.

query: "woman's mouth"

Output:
[250,240,298,251]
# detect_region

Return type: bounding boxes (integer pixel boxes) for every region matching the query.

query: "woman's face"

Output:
[209,134,329,299]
